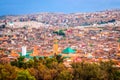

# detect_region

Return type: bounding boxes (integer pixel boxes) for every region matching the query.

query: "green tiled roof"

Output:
[62,47,76,54]
[18,51,55,59]
[18,50,33,58]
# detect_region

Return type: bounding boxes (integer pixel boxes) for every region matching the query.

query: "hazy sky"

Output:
[0,0,120,15]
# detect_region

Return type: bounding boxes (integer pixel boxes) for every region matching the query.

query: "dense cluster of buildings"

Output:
[0,9,120,27]
[0,10,120,66]
[0,22,120,64]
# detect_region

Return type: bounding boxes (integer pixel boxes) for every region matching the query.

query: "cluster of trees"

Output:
[0,55,120,80]
[53,30,65,36]
[97,19,116,25]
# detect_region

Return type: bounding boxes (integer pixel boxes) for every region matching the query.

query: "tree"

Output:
[11,56,26,68]
[25,59,34,68]
[56,70,73,80]
[100,61,120,80]
[55,55,64,63]
[15,70,36,80]
[0,64,17,80]
[71,62,104,80]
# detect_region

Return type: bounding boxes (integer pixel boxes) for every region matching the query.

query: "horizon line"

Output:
[0,8,120,16]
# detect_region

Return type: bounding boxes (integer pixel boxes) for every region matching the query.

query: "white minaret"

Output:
[22,46,26,56]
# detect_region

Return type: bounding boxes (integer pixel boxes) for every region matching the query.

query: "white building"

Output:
[22,46,27,56]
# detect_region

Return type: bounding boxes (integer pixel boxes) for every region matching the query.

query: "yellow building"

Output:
[53,39,58,54]
[30,46,39,56]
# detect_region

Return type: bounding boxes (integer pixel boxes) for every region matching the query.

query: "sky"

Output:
[0,0,120,16]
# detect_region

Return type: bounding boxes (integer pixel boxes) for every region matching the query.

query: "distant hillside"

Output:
[0,9,120,27]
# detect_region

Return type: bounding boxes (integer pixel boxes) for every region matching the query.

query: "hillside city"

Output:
[0,9,120,80]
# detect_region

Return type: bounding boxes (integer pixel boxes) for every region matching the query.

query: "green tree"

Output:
[0,64,17,80]
[100,61,120,80]
[71,62,104,80]
[56,70,73,80]
[15,70,36,80]
[55,55,64,63]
